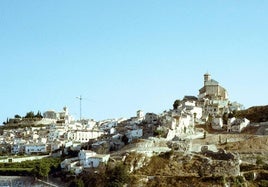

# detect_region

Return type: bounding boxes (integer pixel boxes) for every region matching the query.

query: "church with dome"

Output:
[198,73,228,101]
[197,73,232,118]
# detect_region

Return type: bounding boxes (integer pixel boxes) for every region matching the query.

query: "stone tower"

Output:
[204,73,211,85]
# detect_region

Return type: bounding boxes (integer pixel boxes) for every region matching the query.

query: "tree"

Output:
[106,163,129,187]
[228,112,234,118]
[14,114,21,118]
[203,131,207,139]
[25,111,35,118]
[3,118,9,124]
[173,99,181,110]
[35,111,43,118]
[81,167,106,187]
[153,129,165,137]
[32,158,60,178]
[69,179,85,187]
[222,112,229,124]
[256,156,264,166]
[33,159,51,178]
[122,135,129,145]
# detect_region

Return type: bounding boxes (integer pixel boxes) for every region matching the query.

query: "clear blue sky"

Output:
[1,1,268,123]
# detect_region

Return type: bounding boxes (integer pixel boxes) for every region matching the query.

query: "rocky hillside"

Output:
[235,105,268,123]
[122,133,268,187]
[125,150,268,187]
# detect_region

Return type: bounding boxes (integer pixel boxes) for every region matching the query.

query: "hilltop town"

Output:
[1,73,268,187]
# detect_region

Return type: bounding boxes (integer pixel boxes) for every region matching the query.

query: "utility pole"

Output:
[76,95,82,121]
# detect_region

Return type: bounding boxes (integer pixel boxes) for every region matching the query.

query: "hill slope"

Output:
[235,105,268,123]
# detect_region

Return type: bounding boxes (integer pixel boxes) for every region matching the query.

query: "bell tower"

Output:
[204,73,211,85]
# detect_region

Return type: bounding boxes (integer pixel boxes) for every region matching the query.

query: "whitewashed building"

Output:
[12,144,24,154]
[126,129,143,141]
[212,117,223,130]
[51,141,64,151]
[128,110,145,125]
[83,119,97,130]
[229,102,244,112]
[183,105,203,120]
[61,150,110,175]
[78,150,110,168]
[175,113,195,135]
[61,157,79,170]
[66,130,104,143]
[25,144,47,154]
[99,121,117,131]
[43,106,73,123]
[137,110,144,119]
[228,118,250,132]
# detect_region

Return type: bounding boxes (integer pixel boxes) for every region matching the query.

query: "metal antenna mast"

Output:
[76,95,82,121]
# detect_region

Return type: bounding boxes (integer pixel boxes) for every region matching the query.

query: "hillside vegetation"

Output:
[234,105,268,123]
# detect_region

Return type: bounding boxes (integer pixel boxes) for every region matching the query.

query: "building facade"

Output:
[198,73,228,100]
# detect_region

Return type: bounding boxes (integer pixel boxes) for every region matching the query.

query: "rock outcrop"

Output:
[167,138,191,152]
[124,152,150,173]
[198,146,240,177]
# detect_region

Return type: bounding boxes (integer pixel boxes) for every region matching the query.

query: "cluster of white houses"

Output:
[0,73,250,173]
[1,107,145,157]
[157,73,248,140]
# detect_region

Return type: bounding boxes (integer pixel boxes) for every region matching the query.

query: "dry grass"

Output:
[221,136,268,153]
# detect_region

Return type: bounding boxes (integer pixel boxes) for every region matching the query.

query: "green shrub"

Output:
[106,163,129,187]
[230,176,245,187]
[240,163,257,172]
[0,157,61,178]
[259,180,268,187]
[159,150,174,159]
[243,172,255,181]
[69,178,84,187]
[256,156,265,166]
[263,164,268,170]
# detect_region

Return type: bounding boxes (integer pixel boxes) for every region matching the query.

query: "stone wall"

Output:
[0,176,34,187]
[0,155,49,163]
[167,139,191,152]
[127,138,171,157]
[198,146,240,176]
